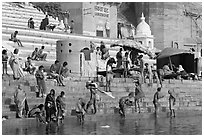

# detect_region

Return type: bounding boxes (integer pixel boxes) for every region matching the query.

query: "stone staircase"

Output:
[2,74,202,119]
[2,2,202,119]
[2,2,120,75]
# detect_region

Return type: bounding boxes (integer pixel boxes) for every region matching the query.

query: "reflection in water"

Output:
[154,117,160,134]
[169,117,175,134]
[45,123,60,135]
[119,118,125,134]
[2,114,202,135]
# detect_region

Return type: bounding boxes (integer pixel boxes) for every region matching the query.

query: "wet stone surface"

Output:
[2,112,202,135]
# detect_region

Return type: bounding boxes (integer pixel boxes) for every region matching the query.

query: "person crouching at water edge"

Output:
[153,87,165,116]
[56,91,66,123]
[28,104,47,124]
[76,98,87,124]
[168,89,176,117]
[45,89,57,123]
[119,92,135,117]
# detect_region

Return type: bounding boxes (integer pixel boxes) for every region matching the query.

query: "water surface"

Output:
[2,112,202,135]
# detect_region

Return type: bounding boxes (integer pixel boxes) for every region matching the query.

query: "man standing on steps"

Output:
[144,63,153,86]
[62,10,70,32]
[133,79,145,113]
[44,15,49,30]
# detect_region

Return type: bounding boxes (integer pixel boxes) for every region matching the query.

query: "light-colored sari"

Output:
[9,53,24,79]
[14,88,27,118]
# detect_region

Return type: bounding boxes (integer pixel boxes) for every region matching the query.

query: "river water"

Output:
[2,112,202,135]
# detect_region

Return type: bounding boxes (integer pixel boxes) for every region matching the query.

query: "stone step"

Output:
[2,83,201,99]
[2,26,67,40]
[2,12,57,24]
[2,3,58,23]
[2,3,48,15]
[2,98,202,119]
[2,111,16,119]
[2,87,201,101]
[3,94,201,108]
[2,33,57,45]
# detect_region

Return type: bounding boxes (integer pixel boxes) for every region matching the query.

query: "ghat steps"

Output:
[2,75,202,119]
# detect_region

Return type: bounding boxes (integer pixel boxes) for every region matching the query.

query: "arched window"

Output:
[174,42,179,49]
[148,41,151,48]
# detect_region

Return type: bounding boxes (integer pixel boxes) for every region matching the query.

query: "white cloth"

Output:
[105,21,110,30]
[178,65,184,72]
[55,20,65,31]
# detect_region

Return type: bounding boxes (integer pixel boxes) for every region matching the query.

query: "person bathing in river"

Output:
[56,91,66,122]
[168,89,176,117]
[85,81,100,114]
[28,104,47,124]
[44,89,57,123]
[106,58,116,92]
[153,87,165,116]
[76,98,87,124]
[133,79,145,113]
[119,92,135,117]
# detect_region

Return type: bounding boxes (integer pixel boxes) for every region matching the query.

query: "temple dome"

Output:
[136,13,151,36]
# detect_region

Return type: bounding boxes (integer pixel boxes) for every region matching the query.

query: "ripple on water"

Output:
[2,113,202,135]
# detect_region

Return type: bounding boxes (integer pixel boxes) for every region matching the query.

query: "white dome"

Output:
[136,13,151,36]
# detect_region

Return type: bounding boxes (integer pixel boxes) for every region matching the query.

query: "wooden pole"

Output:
[169,56,173,70]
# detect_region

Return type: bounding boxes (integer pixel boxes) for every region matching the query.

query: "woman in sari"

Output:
[9,48,24,80]
[56,91,66,121]
[45,89,57,123]
[14,84,29,118]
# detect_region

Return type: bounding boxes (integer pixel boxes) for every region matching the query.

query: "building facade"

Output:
[119,2,202,57]
[59,2,118,38]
